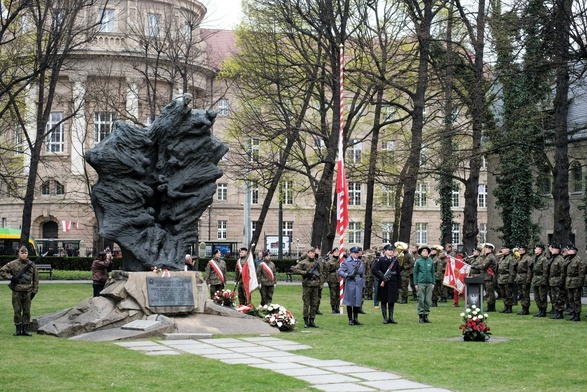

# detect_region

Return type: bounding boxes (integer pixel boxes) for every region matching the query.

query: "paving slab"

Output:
[249,350,296,358]
[273,367,335,377]
[251,362,309,370]
[180,347,232,355]
[321,365,378,374]
[350,372,403,381]
[263,354,306,362]
[220,357,269,365]
[116,341,157,348]
[298,374,361,384]
[202,353,250,360]
[311,382,376,391]
[229,345,275,353]
[208,341,259,348]
[145,350,181,355]
[361,379,433,390]
[127,345,172,351]
[296,359,355,366]
[163,333,212,340]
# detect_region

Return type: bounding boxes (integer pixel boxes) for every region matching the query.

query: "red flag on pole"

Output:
[443,256,471,293]
[241,251,259,304]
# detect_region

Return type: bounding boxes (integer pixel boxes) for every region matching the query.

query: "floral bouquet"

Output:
[459,305,491,342]
[259,304,297,331]
[213,290,236,307]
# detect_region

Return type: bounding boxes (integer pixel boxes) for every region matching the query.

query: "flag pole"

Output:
[337,43,348,314]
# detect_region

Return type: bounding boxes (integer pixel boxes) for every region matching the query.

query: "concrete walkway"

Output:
[116,337,452,392]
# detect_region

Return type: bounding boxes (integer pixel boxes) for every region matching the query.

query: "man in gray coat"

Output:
[338,246,365,325]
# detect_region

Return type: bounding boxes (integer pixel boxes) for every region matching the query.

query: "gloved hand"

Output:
[10,277,19,285]
[30,292,36,301]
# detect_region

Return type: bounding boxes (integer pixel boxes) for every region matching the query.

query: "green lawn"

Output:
[1,282,585,391]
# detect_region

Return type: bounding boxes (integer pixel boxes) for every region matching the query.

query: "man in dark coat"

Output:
[338,246,365,325]
[372,244,401,324]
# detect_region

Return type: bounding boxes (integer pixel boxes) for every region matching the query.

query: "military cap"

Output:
[349,246,360,253]
[567,245,578,251]
[19,246,28,253]
[549,243,561,250]
[239,247,248,252]
[417,245,431,254]
[501,244,511,249]
[263,250,271,257]
[473,246,482,252]
[484,243,495,250]
[307,247,316,253]
[383,244,393,251]
[213,249,221,255]
[535,244,545,250]
[518,245,528,250]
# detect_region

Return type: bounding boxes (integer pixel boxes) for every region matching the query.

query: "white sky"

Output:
[201,0,243,30]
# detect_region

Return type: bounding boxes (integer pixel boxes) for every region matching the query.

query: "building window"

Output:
[381,185,393,207]
[383,140,395,152]
[571,163,582,193]
[94,112,115,143]
[55,181,64,195]
[420,146,428,166]
[314,137,326,149]
[451,222,461,245]
[349,182,362,206]
[218,99,229,116]
[251,221,258,234]
[349,139,362,163]
[415,223,428,244]
[217,183,227,201]
[98,8,115,32]
[481,155,487,169]
[282,221,293,239]
[451,187,460,208]
[415,182,428,207]
[479,223,487,243]
[383,105,395,120]
[248,137,260,162]
[217,220,227,239]
[478,184,487,208]
[281,180,293,205]
[349,222,362,244]
[147,12,160,37]
[250,181,259,204]
[45,112,64,153]
[41,181,51,196]
[14,126,24,155]
[382,222,393,243]
[1,217,6,228]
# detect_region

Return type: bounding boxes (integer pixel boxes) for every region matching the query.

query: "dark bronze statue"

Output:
[85,94,228,271]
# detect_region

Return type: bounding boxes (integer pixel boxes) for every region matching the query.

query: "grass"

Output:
[1,282,586,391]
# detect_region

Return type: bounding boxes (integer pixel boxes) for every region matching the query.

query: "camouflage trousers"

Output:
[484,280,495,306]
[260,285,274,306]
[328,282,340,309]
[12,291,32,325]
[236,282,247,306]
[209,284,224,299]
[567,287,582,313]
[533,285,548,310]
[432,279,446,301]
[364,277,374,299]
[550,285,566,312]
[399,273,411,299]
[518,283,531,308]
[498,283,514,306]
[302,286,320,318]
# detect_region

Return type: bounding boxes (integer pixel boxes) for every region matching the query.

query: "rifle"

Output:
[302,259,321,284]
[8,251,47,291]
[383,260,397,281]
[347,260,362,280]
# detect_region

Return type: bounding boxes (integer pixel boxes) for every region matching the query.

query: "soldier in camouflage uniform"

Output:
[0,246,39,336]
[397,243,412,303]
[292,248,322,328]
[564,245,585,321]
[468,247,483,276]
[363,248,376,302]
[481,243,498,311]
[515,245,532,315]
[257,250,277,306]
[205,249,227,299]
[326,248,342,313]
[315,247,329,315]
[548,243,566,319]
[432,249,447,305]
[497,244,516,313]
[531,244,549,317]
[409,244,419,300]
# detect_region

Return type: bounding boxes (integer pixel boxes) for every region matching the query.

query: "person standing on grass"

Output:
[292,248,322,328]
[257,250,277,306]
[326,248,342,314]
[91,251,113,297]
[0,246,39,336]
[372,244,401,324]
[413,245,435,323]
[338,246,365,326]
[234,247,249,306]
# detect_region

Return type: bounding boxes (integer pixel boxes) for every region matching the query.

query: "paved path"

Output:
[116,337,452,392]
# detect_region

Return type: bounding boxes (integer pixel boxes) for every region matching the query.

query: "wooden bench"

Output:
[36,264,53,280]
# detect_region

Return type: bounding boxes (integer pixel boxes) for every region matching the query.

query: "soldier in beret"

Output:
[0,246,39,336]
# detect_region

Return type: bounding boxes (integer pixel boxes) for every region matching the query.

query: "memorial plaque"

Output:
[147,277,194,307]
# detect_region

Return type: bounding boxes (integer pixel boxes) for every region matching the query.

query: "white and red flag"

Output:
[241,250,259,304]
[337,44,348,312]
[443,256,471,293]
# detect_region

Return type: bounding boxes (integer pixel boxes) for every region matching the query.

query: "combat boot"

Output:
[13,324,21,336]
[303,317,309,328]
[382,307,388,324]
[315,306,323,315]
[419,314,425,323]
[21,325,32,337]
[388,306,397,324]
[412,293,418,301]
[358,306,366,314]
[331,306,337,314]
[500,306,508,313]
[308,318,319,328]
[486,304,496,312]
[566,312,576,321]
[535,308,547,317]
[573,312,581,321]
[399,297,407,304]
[517,306,529,315]
[431,301,438,307]
[504,305,513,314]
[551,310,564,319]
[533,309,542,317]
[423,314,431,323]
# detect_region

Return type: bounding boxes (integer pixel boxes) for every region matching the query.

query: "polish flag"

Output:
[62,220,71,233]
[241,251,259,305]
